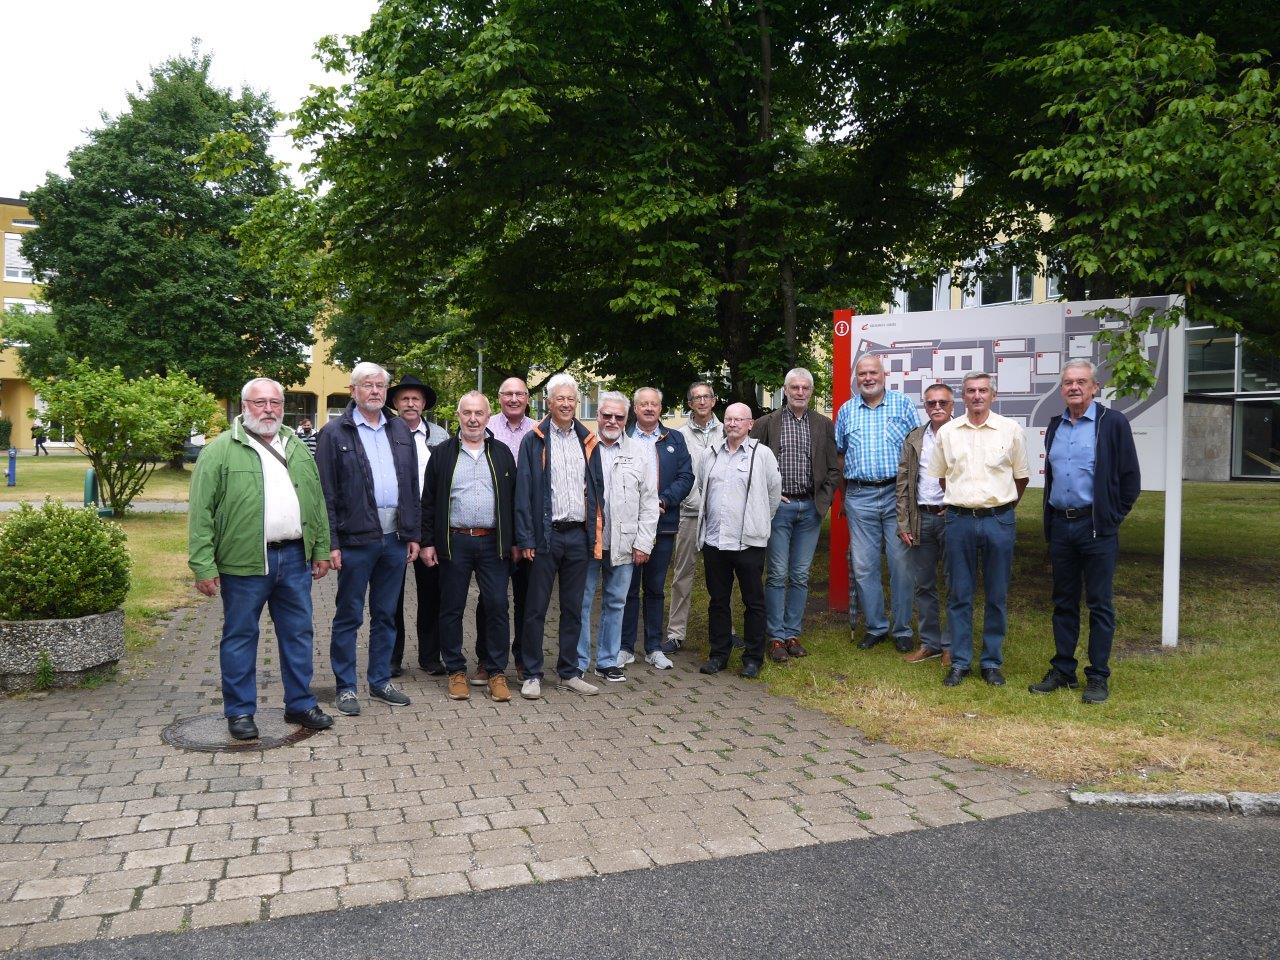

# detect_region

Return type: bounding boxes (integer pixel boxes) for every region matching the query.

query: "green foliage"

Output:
[1,304,71,382]
[0,500,130,620]
[33,651,54,691]
[20,48,315,398]
[35,361,223,514]
[0,417,11,450]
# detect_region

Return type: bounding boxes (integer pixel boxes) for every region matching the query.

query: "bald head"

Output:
[723,402,753,447]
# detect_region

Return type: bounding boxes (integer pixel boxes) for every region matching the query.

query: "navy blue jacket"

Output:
[1042,404,1140,539]
[514,417,603,555]
[315,402,421,549]
[420,432,517,560]
[626,423,694,536]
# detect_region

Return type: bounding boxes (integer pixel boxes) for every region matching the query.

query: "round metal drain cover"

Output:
[162,708,320,753]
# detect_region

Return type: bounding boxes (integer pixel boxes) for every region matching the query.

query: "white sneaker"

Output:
[646,651,674,670]
[618,650,636,667]
[520,678,541,700]
[565,675,599,696]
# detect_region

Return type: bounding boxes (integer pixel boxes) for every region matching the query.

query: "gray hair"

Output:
[350,361,390,386]
[923,382,954,397]
[1061,359,1098,381]
[544,373,579,398]
[241,377,284,400]
[853,355,885,381]
[784,368,814,389]
[686,380,714,403]
[456,390,491,416]
[633,386,663,404]
[598,390,631,413]
[961,371,994,389]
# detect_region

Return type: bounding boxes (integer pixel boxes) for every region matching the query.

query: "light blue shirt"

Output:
[630,424,660,489]
[1048,401,1097,509]
[834,391,918,481]
[355,412,399,509]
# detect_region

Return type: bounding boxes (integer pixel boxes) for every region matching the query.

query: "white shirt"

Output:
[917,424,945,506]
[407,423,432,496]
[250,432,303,543]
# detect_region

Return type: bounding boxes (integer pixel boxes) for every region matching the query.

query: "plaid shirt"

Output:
[778,408,813,497]
[835,390,918,481]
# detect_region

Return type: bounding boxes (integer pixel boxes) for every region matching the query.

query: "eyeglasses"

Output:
[598,412,626,422]
[499,391,528,398]
[246,399,284,410]
[923,399,952,408]
[355,382,387,391]
[689,394,716,403]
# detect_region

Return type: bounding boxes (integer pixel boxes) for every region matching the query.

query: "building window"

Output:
[325,392,349,422]
[1233,399,1280,478]
[975,264,1033,306]
[283,392,317,427]
[3,297,49,313]
[1186,326,1238,392]
[1240,341,1280,394]
[4,233,34,282]
[892,272,950,313]
[580,384,598,421]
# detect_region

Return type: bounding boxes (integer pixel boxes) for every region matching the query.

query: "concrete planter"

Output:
[0,608,125,692]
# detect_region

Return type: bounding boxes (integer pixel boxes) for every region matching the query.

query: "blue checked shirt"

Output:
[834,391,919,481]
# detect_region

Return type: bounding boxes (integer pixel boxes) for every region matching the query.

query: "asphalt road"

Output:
[19,807,1280,960]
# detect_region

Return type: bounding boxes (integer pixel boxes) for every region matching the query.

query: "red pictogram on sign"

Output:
[834,320,850,337]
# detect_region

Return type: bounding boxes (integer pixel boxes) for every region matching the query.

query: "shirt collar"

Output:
[853,392,887,410]
[356,411,387,430]
[785,406,809,422]
[1063,401,1098,423]
[634,425,659,439]
[689,415,720,433]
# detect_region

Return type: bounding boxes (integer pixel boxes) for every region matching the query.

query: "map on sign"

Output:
[852,296,1178,490]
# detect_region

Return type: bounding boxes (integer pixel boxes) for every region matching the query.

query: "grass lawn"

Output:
[116,513,193,652]
[689,481,1279,794]
[0,454,192,503]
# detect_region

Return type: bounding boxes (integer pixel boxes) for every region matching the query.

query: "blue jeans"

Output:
[944,507,1017,670]
[765,498,823,639]
[330,533,408,693]
[438,534,511,675]
[906,510,948,651]
[846,484,913,640]
[219,541,318,717]
[1048,513,1118,681]
[622,532,676,655]
[578,556,635,671]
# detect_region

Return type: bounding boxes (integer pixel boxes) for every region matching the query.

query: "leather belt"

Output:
[450,527,494,537]
[846,477,894,488]
[551,520,585,532]
[266,538,303,550]
[1052,505,1093,519]
[948,503,1015,518]
[917,504,946,515]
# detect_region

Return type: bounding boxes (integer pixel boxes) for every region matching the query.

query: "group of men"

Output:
[188,354,1138,741]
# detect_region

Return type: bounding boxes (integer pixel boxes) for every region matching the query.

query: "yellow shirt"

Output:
[928,411,1029,508]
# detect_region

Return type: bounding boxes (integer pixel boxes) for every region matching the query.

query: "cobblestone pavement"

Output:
[0,575,1066,952]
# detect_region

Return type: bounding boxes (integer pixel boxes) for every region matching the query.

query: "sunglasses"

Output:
[924,399,952,408]
[598,413,626,422]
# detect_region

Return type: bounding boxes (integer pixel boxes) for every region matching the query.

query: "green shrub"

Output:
[0,417,11,449]
[0,501,130,620]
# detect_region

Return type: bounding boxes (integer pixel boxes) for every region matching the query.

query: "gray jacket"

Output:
[599,435,660,566]
[677,414,725,518]
[695,438,782,550]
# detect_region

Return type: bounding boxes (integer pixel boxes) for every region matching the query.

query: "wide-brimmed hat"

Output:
[387,374,437,411]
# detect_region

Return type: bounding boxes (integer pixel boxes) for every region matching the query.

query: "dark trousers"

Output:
[393,555,442,670]
[622,532,676,655]
[1049,513,1119,681]
[522,525,590,680]
[439,534,511,675]
[702,544,766,668]
[476,557,529,665]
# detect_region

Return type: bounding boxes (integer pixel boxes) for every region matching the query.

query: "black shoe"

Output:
[1029,669,1079,694]
[893,637,913,653]
[594,666,627,683]
[981,668,1006,686]
[740,662,761,679]
[227,715,258,741]
[1082,677,1110,704]
[390,664,405,679]
[942,667,970,687]
[699,659,727,675]
[730,632,744,650]
[858,633,888,650]
[369,682,411,706]
[422,662,448,676]
[283,706,334,730]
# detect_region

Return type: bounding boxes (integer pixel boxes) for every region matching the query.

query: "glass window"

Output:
[905,279,935,312]
[325,392,349,422]
[580,384,598,420]
[979,265,1014,306]
[283,392,317,427]
[4,233,34,282]
[1233,399,1280,478]
[1016,268,1034,303]
[1186,327,1237,392]
[1240,341,1280,394]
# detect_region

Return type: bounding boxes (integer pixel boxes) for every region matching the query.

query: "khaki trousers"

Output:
[665,514,700,641]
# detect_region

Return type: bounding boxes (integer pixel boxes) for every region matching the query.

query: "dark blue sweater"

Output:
[1042,404,1141,539]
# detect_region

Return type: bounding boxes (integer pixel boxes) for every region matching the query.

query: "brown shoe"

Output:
[904,645,943,664]
[784,638,808,658]
[768,640,790,663]
[447,672,470,700]
[469,667,489,687]
[942,649,952,669]
[487,674,511,703]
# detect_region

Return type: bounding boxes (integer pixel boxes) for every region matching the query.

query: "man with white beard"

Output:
[188,378,334,741]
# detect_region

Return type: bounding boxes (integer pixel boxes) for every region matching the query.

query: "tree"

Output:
[36,361,223,514]
[0,305,70,381]
[20,49,316,399]
[238,0,1015,409]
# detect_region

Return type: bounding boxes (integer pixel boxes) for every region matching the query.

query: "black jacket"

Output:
[1042,404,1141,539]
[315,402,421,549]
[514,417,603,554]
[420,432,517,560]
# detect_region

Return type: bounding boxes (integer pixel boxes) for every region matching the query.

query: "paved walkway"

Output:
[0,576,1065,953]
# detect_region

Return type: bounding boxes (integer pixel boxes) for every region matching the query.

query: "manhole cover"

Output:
[161,708,321,753]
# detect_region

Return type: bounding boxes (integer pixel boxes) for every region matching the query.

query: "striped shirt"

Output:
[449,445,496,528]
[835,391,918,481]
[778,408,813,497]
[489,413,536,465]
[548,422,586,523]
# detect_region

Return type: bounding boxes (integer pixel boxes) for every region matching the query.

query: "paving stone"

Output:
[19,917,104,949]
[340,880,406,908]
[405,873,470,899]
[468,864,534,891]
[55,889,136,919]
[190,897,263,929]
[106,906,186,938]
[0,898,58,927]
[530,857,595,881]
[268,888,340,919]
[13,875,87,901]
[140,880,210,909]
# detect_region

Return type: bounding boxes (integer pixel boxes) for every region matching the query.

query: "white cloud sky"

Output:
[0,0,381,198]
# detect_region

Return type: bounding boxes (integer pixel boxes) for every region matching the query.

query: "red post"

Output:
[829,309,854,611]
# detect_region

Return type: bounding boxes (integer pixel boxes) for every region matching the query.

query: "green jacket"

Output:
[188,418,331,579]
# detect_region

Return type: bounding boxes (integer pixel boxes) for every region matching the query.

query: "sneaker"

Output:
[469,667,490,687]
[646,651,674,670]
[618,650,636,667]
[369,682,411,706]
[660,637,683,654]
[488,674,512,703]
[1082,677,1110,704]
[520,678,541,700]
[447,672,470,701]
[597,666,626,683]
[335,690,361,716]
[565,675,600,695]
[1029,669,1079,694]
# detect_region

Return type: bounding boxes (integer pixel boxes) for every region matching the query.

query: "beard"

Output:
[600,424,622,442]
[242,408,280,437]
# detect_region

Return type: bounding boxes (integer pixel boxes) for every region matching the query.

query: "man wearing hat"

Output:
[389,373,449,677]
